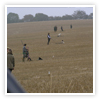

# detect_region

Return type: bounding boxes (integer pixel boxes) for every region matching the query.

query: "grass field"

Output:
[7,19,93,93]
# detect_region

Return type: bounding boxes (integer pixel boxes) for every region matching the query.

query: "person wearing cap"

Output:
[7,49,15,72]
[22,44,27,62]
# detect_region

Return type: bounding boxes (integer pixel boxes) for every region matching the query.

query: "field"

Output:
[7,19,93,93]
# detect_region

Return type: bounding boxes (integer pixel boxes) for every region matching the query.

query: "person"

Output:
[22,44,27,62]
[26,48,32,61]
[54,26,57,32]
[61,26,63,31]
[70,24,72,29]
[47,33,51,45]
[7,49,15,73]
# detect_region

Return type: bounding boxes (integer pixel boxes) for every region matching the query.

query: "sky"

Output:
[7,6,93,19]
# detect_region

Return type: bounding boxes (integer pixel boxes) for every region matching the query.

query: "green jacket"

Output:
[23,46,27,54]
[7,53,15,69]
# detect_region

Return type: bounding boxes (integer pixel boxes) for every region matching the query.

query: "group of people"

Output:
[7,44,33,72]
[54,26,64,32]
[54,25,72,32]
[7,25,71,71]
[7,25,73,73]
[7,32,52,73]
[47,26,63,45]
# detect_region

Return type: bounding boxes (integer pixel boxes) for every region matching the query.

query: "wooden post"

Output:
[50,73,52,93]
[48,71,52,93]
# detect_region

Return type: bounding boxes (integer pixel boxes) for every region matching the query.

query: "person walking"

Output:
[7,49,15,73]
[47,33,51,45]
[22,44,27,62]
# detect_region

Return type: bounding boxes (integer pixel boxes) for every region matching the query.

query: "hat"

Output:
[24,44,26,46]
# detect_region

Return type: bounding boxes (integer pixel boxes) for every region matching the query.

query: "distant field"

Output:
[7,19,93,93]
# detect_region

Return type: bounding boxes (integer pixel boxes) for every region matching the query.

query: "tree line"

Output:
[7,10,93,24]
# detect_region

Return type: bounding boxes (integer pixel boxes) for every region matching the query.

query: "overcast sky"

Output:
[7,6,93,19]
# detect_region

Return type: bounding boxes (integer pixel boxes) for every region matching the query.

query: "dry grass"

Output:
[7,19,93,93]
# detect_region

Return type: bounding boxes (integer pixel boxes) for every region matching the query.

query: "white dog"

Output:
[57,33,61,37]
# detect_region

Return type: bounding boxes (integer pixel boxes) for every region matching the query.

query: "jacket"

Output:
[23,46,27,54]
[7,53,15,69]
[47,35,51,39]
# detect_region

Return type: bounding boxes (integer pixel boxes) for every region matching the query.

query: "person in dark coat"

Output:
[70,24,72,29]
[61,26,63,31]
[7,49,15,73]
[54,26,57,32]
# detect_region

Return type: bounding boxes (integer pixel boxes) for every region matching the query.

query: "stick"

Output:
[21,40,23,46]
[50,73,52,93]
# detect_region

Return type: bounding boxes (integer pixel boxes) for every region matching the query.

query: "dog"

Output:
[57,33,61,37]
[38,57,43,60]
[61,40,64,43]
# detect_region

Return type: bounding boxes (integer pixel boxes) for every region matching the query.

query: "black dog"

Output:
[38,57,43,60]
